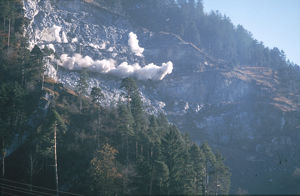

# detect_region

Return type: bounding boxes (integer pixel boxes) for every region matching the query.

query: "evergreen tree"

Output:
[116,104,134,194]
[90,143,122,196]
[26,45,44,90]
[161,126,185,194]
[190,143,205,195]
[134,156,152,194]
[90,86,104,105]
[201,143,217,195]
[77,69,89,113]
[48,108,66,196]
[152,160,169,195]
[212,152,231,195]
[0,82,25,178]
[120,77,147,159]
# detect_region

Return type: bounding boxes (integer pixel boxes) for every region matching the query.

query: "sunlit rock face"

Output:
[23,0,300,194]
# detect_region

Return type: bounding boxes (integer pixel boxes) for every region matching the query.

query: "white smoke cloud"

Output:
[128,32,144,57]
[59,54,98,70]
[135,62,173,80]
[57,53,173,80]
[55,32,173,80]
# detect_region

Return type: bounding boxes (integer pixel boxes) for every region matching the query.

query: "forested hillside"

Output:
[0,0,231,195]
[2,0,300,194]
[93,0,299,68]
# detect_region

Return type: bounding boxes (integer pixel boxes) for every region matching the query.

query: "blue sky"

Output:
[203,0,300,65]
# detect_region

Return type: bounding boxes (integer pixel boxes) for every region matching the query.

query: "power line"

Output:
[0,178,82,195]
[0,182,56,196]
[1,190,19,196]
[0,178,83,196]
[0,185,44,196]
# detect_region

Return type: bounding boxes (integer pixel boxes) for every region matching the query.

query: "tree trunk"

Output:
[215,174,219,196]
[121,135,129,194]
[149,161,153,196]
[7,18,10,49]
[1,142,5,196]
[22,64,25,87]
[54,122,59,196]
[97,109,101,147]
[126,135,129,169]
[2,141,5,178]
[42,72,44,90]
[122,136,125,194]
[203,165,208,196]
[30,153,33,191]
[149,176,153,196]
[79,96,82,114]
[2,153,4,178]
[135,141,138,160]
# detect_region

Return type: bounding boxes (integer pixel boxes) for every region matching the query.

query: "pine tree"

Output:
[77,69,89,113]
[134,156,152,194]
[27,45,44,90]
[91,86,104,105]
[90,86,104,147]
[161,126,185,194]
[201,143,216,196]
[120,78,144,118]
[90,143,122,196]
[152,160,169,195]
[0,82,25,178]
[120,77,147,160]
[189,143,205,195]
[212,152,231,195]
[48,108,66,196]
[117,104,134,194]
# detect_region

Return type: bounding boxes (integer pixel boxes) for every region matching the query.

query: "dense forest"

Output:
[0,0,232,195]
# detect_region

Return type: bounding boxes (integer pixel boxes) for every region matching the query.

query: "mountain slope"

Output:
[22,0,300,194]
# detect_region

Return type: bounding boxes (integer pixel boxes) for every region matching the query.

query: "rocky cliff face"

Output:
[23,0,300,194]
